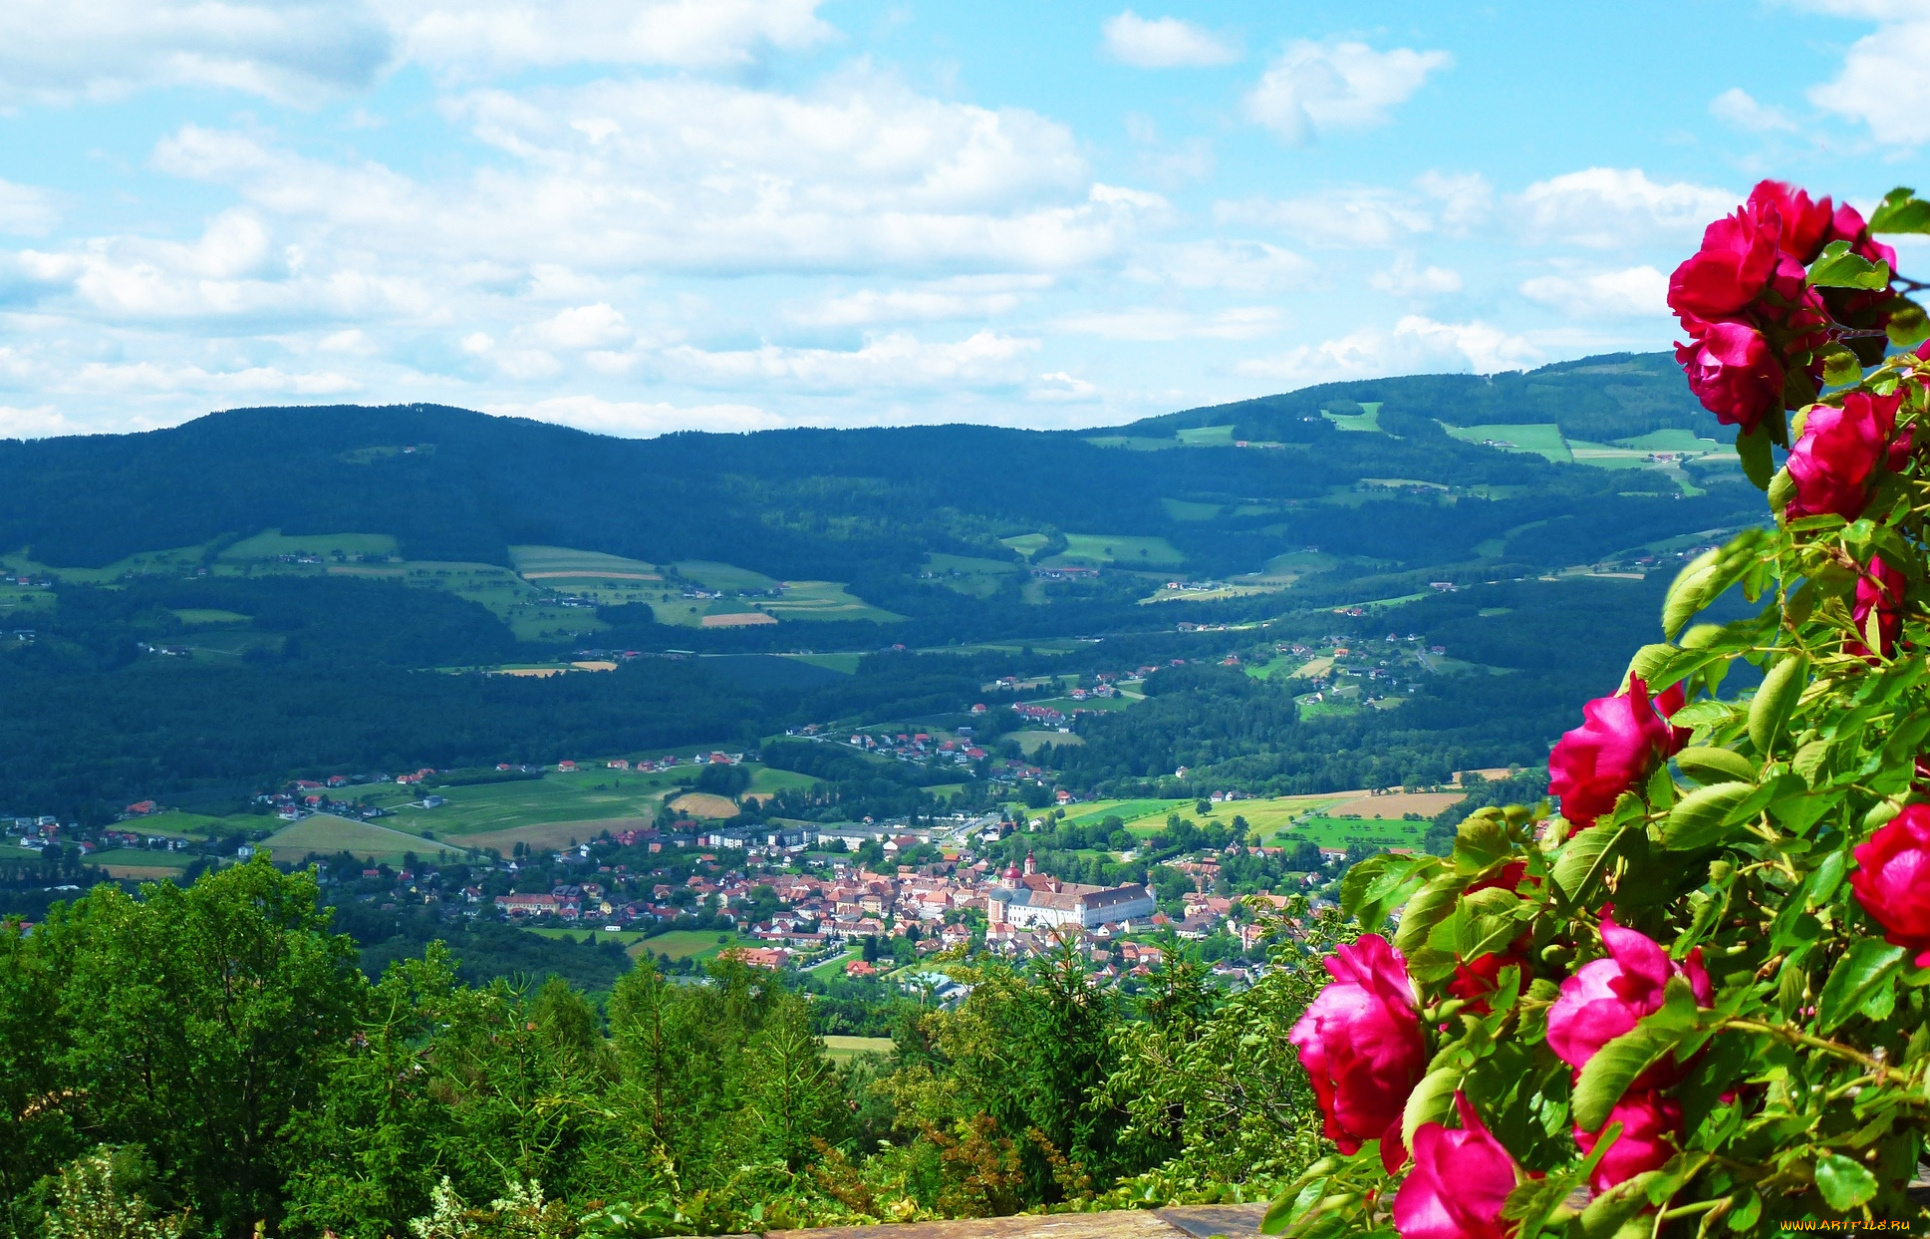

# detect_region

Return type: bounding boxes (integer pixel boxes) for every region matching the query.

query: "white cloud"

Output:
[1101,12,1239,68]
[0,181,58,236]
[787,276,1047,326]
[1518,265,1669,318]
[1515,168,1737,249]
[148,77,1162,280]
[1215,187,1433,248]
[1370,254,1462,297]
[1237,315,1539,385]
[1244,40,1451,145]
[1129,239,1313,290]
[0,0,390,104]
[387,0,836,77]
[1415,170,1491,232]
[1807,12,1930,144]
[0,403,73,438]
[663,330,1039,391]
[1054,305,1284,341]
[1029,371,1099,401]
[486,394,783,436]
[534,302,631,349]
[1709,87,1797,133]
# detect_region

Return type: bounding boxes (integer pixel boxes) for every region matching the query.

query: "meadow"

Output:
[1044,533,1185,568]
[823,1035,896,1064]
[627,929,761,962]
[263,814,467,865]
[1048,794,1373,840]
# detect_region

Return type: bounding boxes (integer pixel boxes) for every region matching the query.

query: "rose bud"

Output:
[1287,933,1426,1161]
[1674,321,1783,431]
[1547,677,1688,827]
[1546,913,1711,1072]
[1851,803,1930,965]
[1785,390,1906,522]
[1847,556,1906,661]
[1392,1092,1520,1239]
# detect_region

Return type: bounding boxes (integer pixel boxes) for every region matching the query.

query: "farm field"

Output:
[376,773,676,839]
[1174,424,1235,446]
[628,930,761,963]
[525,926,651,944]
[666,792,737,819]
[998,533,1053,559]
[457,818,653,856]
[1012,729,1081,757]
[779,652,862,674]
[823,1035,895,1064]
[1322,402,1382,432]
[121,810,232,837]
[1053,795,1367,839]
[922,553,1020,598]
[5,544,209,584]
[221,530,399,562]
[1043,533,1185,568]
[1445,423,1571,463]
[1277,814,1430,851]
[1327,791,1465,818]
[264,814,464,864]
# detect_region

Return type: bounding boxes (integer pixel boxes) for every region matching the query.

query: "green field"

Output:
[823,1034,895,1064]
[923,553,1021,597]
[1054,795,1361,840]
[999,533,1053,560]
[1445,423,1572,463]
[376,769,685,839]
[1174,425,1235,446]
[118,810,232,837]
[1274,814,1429,850]
[169,608,250,625]
[221,530,398,561]
[629,930,761,962]
[525,926,651,944]
[1160,498,1223,521]
[264,814,466,863]
[1045,534,1185,568]
[510,545,660,579]
[1322,402,1382,432]
[1613,429,1722,452]
[88,848,192,869]
[5,544,208,584]
[779,652,863,674]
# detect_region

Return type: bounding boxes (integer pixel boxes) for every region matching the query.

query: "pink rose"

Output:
[1546,914,1711,1072]
[1668,204,1783,320]
[1847,556,1906,661]
[1575,1089,1682,1192]
[1786,390,1905,522]
[1288,934,1426,1158]
[1748,180,1836,264]
[1674,321,1783,431]
[1547,677,1688,827]
[1392,1092,1519,1239]
[1830,202,1899,271]
[1851,803,1930,964]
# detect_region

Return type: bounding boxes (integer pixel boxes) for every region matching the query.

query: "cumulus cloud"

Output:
[145,77,1164,281]
[786,276,1048,327]
[1128,239,1312,290]
[1806,9,1930,144]
[387,0,837,76]
[1215,187,1433,248]
[662,330,1039,391]
[1237,315,1539,385]
[1244,40,1451,145]
[1053,305,1284,341]
[0,403,73,438]
[0,0,390,104]
[1515,168,1737,248]
[1101,12,1239,68]
[1370,254,1462,297]
[485,394,783,436]
[1029,371,1098,401]
[1518,265,1669,318]
[533,302,631,349]
[1709,87,1797,133]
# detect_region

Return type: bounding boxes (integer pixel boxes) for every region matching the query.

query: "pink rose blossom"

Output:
[1547,677,1688,827]
[1546,914,1711,1072]
[1575,1089,1682,1192]
[1786,390,1905,522]
[1287,934,1426,1159]
[1851,803,1930,965]
[1393,1092,1519,1239]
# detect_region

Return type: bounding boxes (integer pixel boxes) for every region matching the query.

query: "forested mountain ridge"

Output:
[1,351,1738,589]
[0,352,1756,821]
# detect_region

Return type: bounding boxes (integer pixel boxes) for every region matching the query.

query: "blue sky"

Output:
[0,0,1925,437]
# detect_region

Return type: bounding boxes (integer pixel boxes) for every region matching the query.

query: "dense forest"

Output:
[0,352,1758,817]
[0,861,1338,1239]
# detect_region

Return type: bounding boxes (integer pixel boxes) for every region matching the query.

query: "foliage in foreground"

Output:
[0,858,1337,1239]
[1269,180,1930,1239]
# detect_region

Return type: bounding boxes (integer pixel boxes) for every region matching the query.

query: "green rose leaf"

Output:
[1814,1153,1878,1211]
[1869,186,1930,234]
[1573,1022,1684,1132]
[1748,654,1808,757]
[1674,746,1756,786]
[1808,240,1891,290]
[1817,939,1907,1034]
[1658,781,1754,852]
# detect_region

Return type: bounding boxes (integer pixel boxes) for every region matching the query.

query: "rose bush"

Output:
[1266,180,1930,1238]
